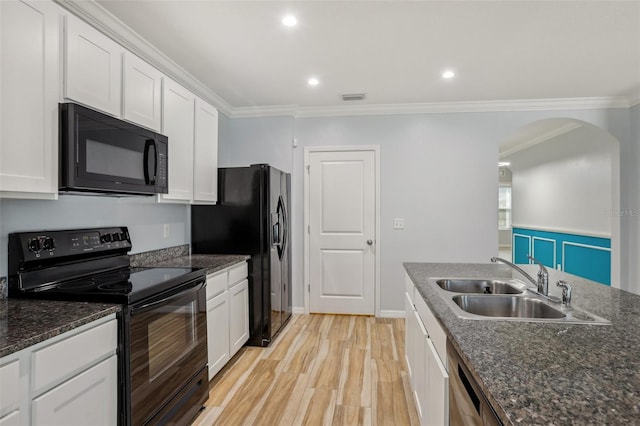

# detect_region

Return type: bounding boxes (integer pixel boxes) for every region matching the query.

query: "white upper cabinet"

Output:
[193,98,219,203]
[0,0,62,199]
[64,14,122,116]
[123,52,162,131]
[160,78,195,203]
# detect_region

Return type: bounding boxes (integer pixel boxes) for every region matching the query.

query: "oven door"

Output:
[127,278,207,426]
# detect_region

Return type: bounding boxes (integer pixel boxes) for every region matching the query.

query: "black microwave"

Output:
[59,103,168,195]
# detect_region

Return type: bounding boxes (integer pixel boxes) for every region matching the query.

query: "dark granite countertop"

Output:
[0,299,119,358]
[136,254,249,275]
[403,262,640,425]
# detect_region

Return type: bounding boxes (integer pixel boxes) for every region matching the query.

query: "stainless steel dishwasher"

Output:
[447,340,502,426]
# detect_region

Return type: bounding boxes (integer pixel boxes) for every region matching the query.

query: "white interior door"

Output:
[308,149,376,314]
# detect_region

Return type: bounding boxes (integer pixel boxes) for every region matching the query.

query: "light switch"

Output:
[393,218,405,230]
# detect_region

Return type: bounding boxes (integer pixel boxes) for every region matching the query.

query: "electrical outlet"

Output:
[163,224,170,238]
[393,218,405,230]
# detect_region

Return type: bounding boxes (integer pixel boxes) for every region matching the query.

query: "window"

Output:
[499,184,512,229]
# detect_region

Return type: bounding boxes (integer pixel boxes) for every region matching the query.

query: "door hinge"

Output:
[308,284,310,292]
[306,165,310,173]
[307,225,310,234]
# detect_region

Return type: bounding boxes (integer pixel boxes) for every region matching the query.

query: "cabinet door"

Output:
[160,78,194,202]
[413,310,428,424]
[0,0,61,198]
[193,97,218,204]
[64,15,122,116]
[229,279,249,356]
[32,355,117,426]
[123,52,162,131]
[0,410,20,426]
[207,291,230,380]
[425,338,449,426]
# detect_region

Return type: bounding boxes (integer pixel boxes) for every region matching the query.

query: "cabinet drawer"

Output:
[0,359,20,415]
[32,356,117,425]
[207,271,227,300]
[228,262,248,285]
[32,319,117,391]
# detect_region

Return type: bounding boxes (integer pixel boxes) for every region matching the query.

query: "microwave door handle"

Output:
[143,139,157,185]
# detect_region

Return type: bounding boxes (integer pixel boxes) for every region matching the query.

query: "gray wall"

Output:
[220,106,637,311]
[0,195,189,277]
[218,114,293,173]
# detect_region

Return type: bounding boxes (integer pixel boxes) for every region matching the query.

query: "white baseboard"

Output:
[378,310,405,318]
[291,307,405,317]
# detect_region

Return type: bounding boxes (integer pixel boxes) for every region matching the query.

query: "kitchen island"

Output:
[404,262,640,425]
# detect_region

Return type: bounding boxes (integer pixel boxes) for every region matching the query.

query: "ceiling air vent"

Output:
[341,93,366,101]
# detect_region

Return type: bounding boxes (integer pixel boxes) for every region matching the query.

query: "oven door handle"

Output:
[131,280,205,315]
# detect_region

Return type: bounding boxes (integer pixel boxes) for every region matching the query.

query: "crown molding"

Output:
[499,121,583,159]
[53,0,234,117]
[229,96,633,118]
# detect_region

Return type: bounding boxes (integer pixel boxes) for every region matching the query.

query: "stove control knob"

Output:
[101,233,112,243]
[42,237,56,250]
[120,232,129,242]
[112,233,121,242]
[28,238,42,252]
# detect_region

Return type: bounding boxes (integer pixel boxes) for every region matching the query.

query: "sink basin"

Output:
[452,295,566,319]
[435,279,523,294]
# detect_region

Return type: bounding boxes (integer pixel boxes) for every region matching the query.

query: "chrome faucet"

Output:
[490,256,560,303]
[490,256,538,287]
[527,255,549,296]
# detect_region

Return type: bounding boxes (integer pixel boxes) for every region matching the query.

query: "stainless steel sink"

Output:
[429,277,610,325]
[452,295,566,319]
[435,279,524,294]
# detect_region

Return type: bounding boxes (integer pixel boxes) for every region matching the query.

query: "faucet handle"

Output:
[556,280,572,306]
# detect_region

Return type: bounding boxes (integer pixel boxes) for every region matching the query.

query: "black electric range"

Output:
[8,227,208,426]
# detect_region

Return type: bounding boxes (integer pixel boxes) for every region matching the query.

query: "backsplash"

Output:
[130,244,190,267]
[0,277,6,299]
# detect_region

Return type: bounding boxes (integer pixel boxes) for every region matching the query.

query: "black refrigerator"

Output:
[191,164,291,347]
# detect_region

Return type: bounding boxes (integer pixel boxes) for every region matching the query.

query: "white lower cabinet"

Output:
[32,356,117,426]
[206,262,249,380]
[405,273,449,426]
[207,291,230,379]
[0,314,117,426]
[229,279,249,354]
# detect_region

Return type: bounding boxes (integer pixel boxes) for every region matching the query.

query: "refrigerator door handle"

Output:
[272,213,282,247]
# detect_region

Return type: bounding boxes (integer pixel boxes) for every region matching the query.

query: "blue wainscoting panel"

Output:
[532,237,555,269]
[563,243,611,286]
[513,234,531,265]
[512,228,611,286]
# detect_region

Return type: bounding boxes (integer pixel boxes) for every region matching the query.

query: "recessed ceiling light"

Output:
[307,77,319,86]
[442,70,455,79]
[499,162,511,167]
[282,15,297,27]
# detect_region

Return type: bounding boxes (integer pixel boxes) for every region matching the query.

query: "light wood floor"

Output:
[193,314,419,426]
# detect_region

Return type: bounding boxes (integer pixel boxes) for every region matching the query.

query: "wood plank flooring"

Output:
[193,314,419,426]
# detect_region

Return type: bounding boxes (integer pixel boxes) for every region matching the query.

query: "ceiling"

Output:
[95,0,640,111]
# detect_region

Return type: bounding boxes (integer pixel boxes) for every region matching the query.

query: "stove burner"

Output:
[98,281,133,292]
[56,280,97,290]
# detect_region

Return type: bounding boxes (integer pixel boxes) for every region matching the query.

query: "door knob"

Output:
[367,239,373,245]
